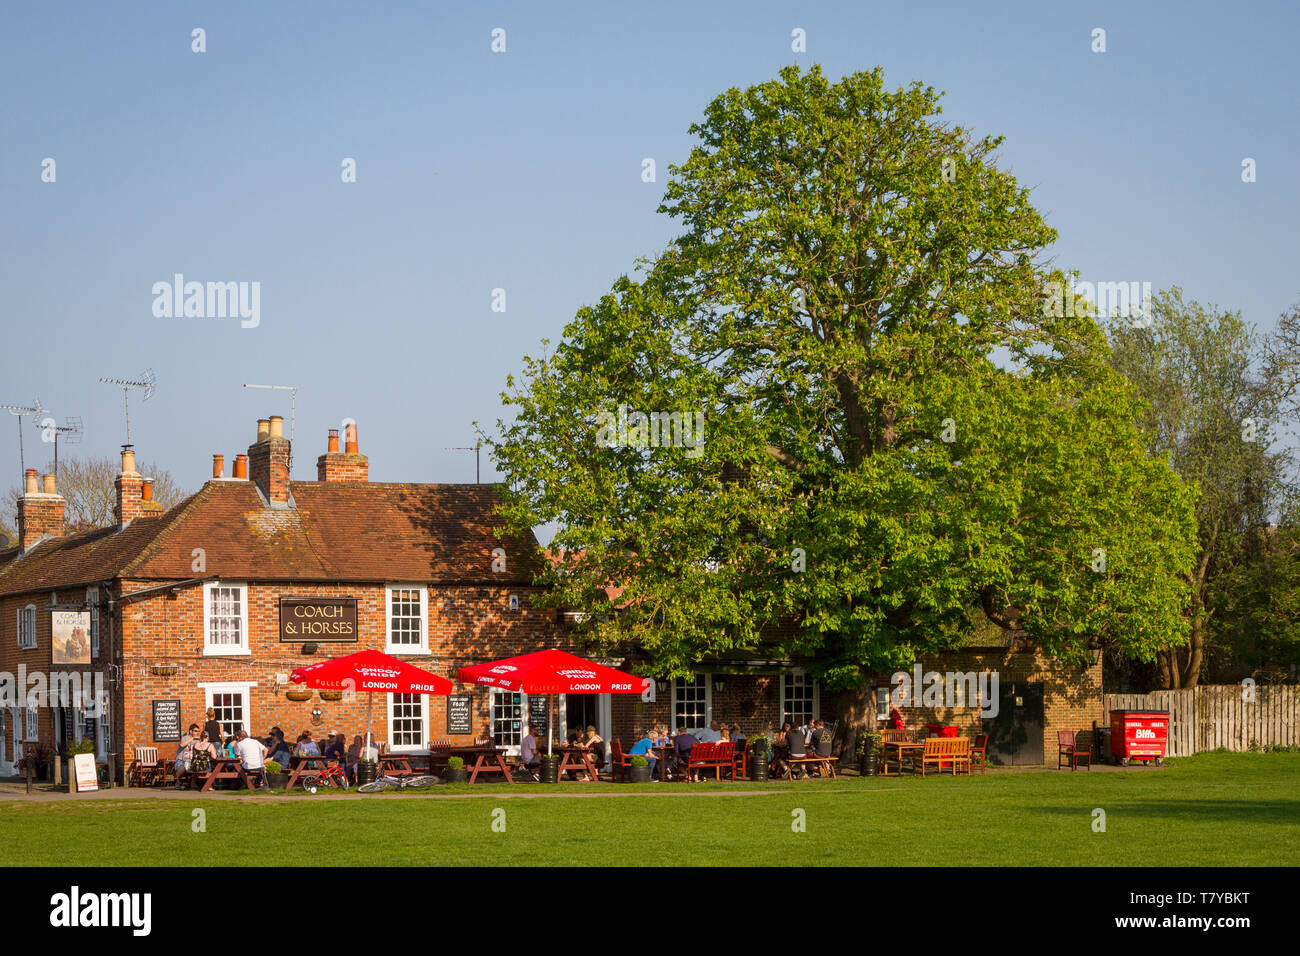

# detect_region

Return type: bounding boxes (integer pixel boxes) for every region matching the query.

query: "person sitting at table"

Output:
[888,706,905,730]
[262,725,283,749]
[719,725,731,743]
[346,734,363,781]
[520,724,540,779]
[628,728,657,778]
[266,730,292,769]
[697,721,722,743]
[323,732,347,763]
[674,725,698,779]
[581,725,606,781]
[233,729,269,789]
[731,724,746,746]
[172,723,201,787]
[295,731,321,757]
[783,721,808,778]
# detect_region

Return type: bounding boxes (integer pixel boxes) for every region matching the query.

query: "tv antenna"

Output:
[446,441,482,483]
[0,397,48,479]
[99,369,156,445]
[243,383,298,472]
[34,416,82,482]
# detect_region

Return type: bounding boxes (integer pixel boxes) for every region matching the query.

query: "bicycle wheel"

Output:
[401,775,441,789]
[357,778,391,793]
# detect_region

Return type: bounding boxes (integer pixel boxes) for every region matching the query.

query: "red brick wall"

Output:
[317,453,369,482]
[17,494,65,549]
[118,579,579,759]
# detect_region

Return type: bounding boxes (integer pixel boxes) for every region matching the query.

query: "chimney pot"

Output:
[344,422,359,455]
[234,454,248,480]
[269,415,284,439]
[24,469,38,495]
[42,473,56,495]
[141,478,154,502]
[212,454,224,479]
[327,429,339,453]
[257,419,270,441]
[120,444,136,475]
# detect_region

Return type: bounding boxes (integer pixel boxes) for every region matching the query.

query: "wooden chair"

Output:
[427,737,451,774]
[610,739,635,782]
[732,741,749,780]
[131,746,160,787]
[878,729,912,774]
[1058,730,1091,771]
[970,734,989,774]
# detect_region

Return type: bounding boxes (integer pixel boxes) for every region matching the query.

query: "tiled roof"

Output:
[0,480,543,596]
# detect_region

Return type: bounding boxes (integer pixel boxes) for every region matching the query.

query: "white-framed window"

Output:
[671,675,711,732]
[387,693,428,753]
[203,583,249,655]
[17,604,37,649]
[199,682,255,736]
[86,586,100,658]
[875,687,892,722]
[24,706,38,741]
[384,585,428,653]
[491,689,526,754]
[781,670,819,727]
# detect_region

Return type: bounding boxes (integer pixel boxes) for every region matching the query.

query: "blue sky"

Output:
[2,0,1297,495]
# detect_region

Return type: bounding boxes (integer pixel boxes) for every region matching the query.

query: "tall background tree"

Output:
[2,455,187,544]
[490,66,1198,727]
[1106,289,1295,688]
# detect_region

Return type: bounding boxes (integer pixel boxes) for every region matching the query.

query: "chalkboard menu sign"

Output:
[529,695,549,737]
[152,699,182,742]
[446,694,473,735]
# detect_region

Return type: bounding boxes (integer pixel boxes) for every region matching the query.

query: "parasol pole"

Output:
[365,692,374,761]
[548,693,554,756]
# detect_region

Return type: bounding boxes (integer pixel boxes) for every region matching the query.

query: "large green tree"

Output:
[491,66,1197,698]
[1107,289,1293,688]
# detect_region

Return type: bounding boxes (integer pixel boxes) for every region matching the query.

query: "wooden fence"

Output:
[1104,685,1300,756]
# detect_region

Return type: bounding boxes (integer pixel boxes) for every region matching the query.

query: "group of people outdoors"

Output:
[171,708,385,789]
[518,723,606,781]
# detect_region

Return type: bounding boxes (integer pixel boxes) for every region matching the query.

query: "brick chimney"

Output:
[114,445,145,528]
[248,415,291,502]
[17,468,66,550]
[317,423,369,482]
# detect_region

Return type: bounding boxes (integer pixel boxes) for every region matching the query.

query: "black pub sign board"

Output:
[446,694,473,734]
[152,699,182,742]
[279,597,358,642]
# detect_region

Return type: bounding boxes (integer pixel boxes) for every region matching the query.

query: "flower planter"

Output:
[285,689,312,702]
[356,761,378,786]
[859,751,877,776]
[750,752,769,781]
[627,764,652,783]
[149,664,179,677]
[265,772,289,790]
[444,768,469,783]
[318,690,344,701]
[539,754,562,784]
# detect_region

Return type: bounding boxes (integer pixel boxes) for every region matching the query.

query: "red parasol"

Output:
[291,649,453,758]
[458,649,649,755]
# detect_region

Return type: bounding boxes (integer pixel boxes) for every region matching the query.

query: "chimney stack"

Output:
[248,417,291,503]
[317,422,369,482]
[114,445,144,528]
[17,468,66,550]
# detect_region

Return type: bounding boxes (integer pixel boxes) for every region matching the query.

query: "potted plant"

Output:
[857,730,883,776]
[264,760,289,790]
[285,687,312,702]
[749,735,770,781]
[627,755,652,783]
[319,689,344,701]
[444,755,468,783]
[60,738,96,787]
[539,751,562,783]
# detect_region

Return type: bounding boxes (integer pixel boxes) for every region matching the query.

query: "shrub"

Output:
[61,738,96,759]
[264,760,282,774]
[631,755,649,767]
[447,756,464,770]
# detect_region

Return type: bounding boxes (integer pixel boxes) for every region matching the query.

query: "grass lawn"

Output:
[3,752,1296,866]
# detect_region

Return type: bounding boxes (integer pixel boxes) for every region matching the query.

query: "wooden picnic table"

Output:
[378,754,414,777]
[651,745,676,781]
[194,756,258,792]
[447,744,514,785]
[551,745,600,781]
[285,753,334,790]
[881,741,924,776]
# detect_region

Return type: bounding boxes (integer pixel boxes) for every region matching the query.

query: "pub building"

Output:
[0,415,1104,780]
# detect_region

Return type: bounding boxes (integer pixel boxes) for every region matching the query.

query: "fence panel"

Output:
[1104,686,1300,755]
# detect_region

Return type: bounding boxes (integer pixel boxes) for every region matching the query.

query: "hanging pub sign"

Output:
[51,609,92,665]
[152,699,182,742]
[446,694,473,735]
[279,597,358,642]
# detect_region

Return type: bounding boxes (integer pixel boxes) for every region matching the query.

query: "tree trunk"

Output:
[825,686,874,762]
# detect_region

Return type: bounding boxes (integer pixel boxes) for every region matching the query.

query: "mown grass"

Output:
[2,752,1295,866]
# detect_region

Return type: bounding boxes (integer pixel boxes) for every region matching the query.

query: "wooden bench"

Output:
[909,737,971,775]
[686,742,734,781]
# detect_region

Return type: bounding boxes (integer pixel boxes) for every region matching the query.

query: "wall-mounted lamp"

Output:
[1085,638,1103,669]
[302,643,318,655]
[714,678,728,692]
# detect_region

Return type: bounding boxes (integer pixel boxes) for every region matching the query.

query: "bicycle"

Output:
[304,763,351,793]
[357,773,442,793]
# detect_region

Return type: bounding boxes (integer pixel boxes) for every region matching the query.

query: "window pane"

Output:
[390,589,421,646]
[673,676,707,729]
[492,692,523,748]
[783,673,815,726]
[391,693,424,747]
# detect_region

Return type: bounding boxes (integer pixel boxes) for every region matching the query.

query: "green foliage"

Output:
[491,65,1197,686]
[446,756,464,770]
[60,738,96,758]
[630,755,649,767]
[264,760,282,774]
